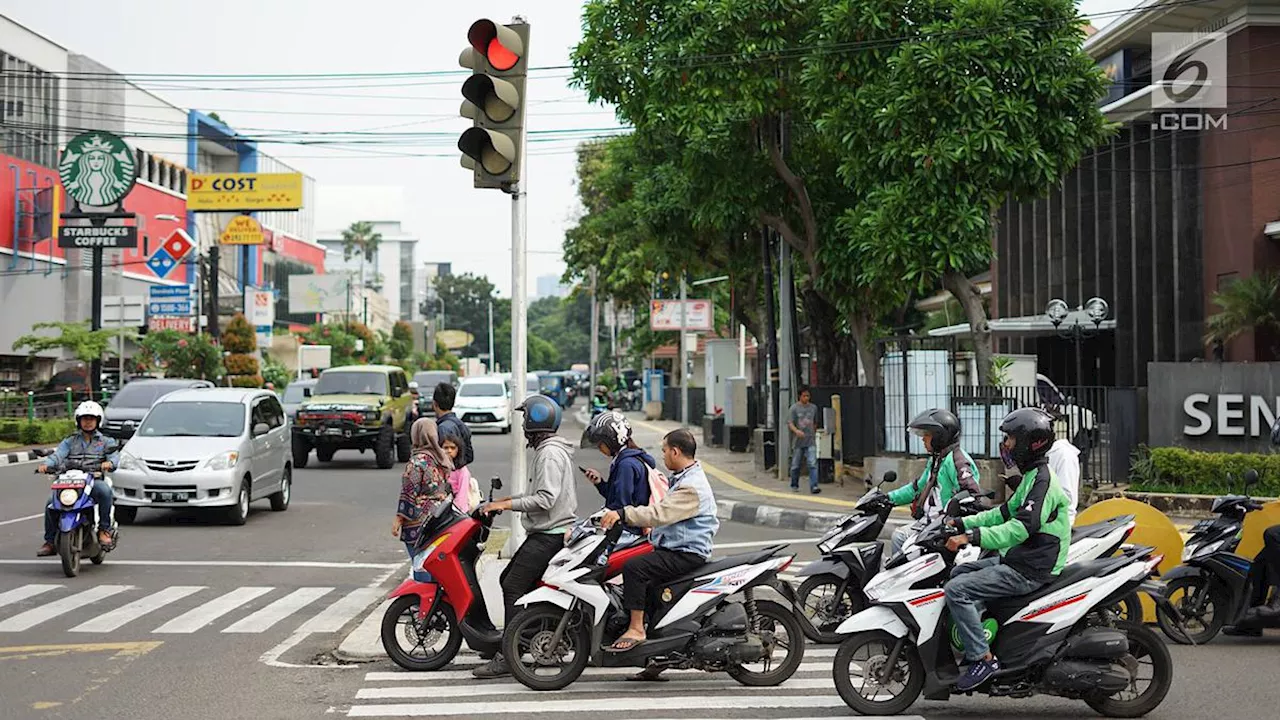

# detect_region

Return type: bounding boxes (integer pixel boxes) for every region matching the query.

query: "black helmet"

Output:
[999,407,1055,471]
[586,410,632,454]
[908,408,960,450]
[516,394,561,434]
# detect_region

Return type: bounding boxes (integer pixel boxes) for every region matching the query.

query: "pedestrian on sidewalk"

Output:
[392,418,453,563]
[1045,437,1080,524]
[888,408,982,555]
[583,410,656,541]
[788,387,821,494]
[433,382,474,470]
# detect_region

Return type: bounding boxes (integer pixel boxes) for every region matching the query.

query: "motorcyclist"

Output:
[943,406,1071,691]
[888,409,982,555]
[473,394,578,679]
[583,410,654,538]
[36,401,119,556]
[1226,419,1280,635]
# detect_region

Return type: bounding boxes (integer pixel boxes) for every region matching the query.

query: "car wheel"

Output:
[396,429,411,462]
[225,479,250,526]
[292,435,310,469]
[270,467,291,512]
[115,506,138,525]
[375,426,395,469]
[316,445,336,463]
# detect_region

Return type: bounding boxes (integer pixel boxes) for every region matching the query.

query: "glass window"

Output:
[315,371,387,396]
[459,382,504,398]
[138,401,245,438]
[262,396,285,428]
[112,382,189,408]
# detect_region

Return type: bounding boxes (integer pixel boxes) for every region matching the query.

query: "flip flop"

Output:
[607,637,645,653]
[626,668,668,682]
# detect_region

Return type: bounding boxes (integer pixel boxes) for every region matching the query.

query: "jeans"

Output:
[43,481,113,543]
[945,556,1041,661]
[891,521,927,556]
[404,542,435,583]
[790,443,818,490]
[499,532,564,627]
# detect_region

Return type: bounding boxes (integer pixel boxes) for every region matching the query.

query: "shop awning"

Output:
[928,310,1117,338]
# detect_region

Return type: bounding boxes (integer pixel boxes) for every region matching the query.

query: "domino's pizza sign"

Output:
[147,229,195,279]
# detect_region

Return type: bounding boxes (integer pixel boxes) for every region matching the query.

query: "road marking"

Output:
[0,585,132,632]
[70,586,206,633]
[259,566,401,670]
[357,677,836,700]
[153,586,272,633]
[223,587,333,633]
[0,640,163,661]
[347,694,857,717]
[363,660,835,683]
[298,587,386,634]
[712,538,816,549]
[0,513,43,527]
[0,584,61,610]
[0,560,401,569]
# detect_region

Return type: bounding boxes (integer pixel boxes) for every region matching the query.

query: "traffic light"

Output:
[458,19,530,192]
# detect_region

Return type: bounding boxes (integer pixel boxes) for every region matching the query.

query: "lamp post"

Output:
[1045,297,1109,386]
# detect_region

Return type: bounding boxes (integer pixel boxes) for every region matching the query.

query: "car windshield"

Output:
[315,372,387,396]
[136,401,245,438]
[111,382,188,409]
[540,377,561,391]
[282,384,312,403]
[460,383,504,398]
[414,372,453,388]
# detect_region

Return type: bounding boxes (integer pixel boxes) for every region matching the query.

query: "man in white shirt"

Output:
[1045,439,1080,524]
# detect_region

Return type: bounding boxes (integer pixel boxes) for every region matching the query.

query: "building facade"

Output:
[317,221,420,325]
[535,273,569,299]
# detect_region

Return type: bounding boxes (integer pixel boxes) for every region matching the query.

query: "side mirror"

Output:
[1245,469,1259,487]
[878,470,897,487]
[253,422,270,437]
[490,476,503,491]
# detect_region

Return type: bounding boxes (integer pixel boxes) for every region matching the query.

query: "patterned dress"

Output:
[397,450,449,546]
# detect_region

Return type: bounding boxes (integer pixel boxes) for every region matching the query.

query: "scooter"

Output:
[831,497,1176,718]
[504,513,810,691]
[1156,469,1272,644]
[380,476,508,671]
[43,467,118,578]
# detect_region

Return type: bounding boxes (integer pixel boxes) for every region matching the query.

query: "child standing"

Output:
[442,434,479,513]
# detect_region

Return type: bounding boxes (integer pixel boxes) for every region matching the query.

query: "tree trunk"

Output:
[942,269,993,386]
[848,311,879,388]
[801,288,858,385]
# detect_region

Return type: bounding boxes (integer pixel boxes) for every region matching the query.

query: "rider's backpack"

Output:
[646,463,669,506]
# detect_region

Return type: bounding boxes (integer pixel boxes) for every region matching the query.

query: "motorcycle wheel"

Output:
[727,599,806,686]
[1157,575,1227,644]
[380,595,462,672]
[503,603,591,691]
[1084,621,1173,718]
[832,630,924,716]
[1110,591,1144,624]
[56,530,80,578]
[797,574,865,644]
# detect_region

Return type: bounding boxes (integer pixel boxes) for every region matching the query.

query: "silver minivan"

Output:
[112,388,293,526]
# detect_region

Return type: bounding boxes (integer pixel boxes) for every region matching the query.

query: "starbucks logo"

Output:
[59,132,137,208]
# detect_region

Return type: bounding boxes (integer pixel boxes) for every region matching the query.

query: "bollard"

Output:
[66,387,73,417]
[27,391,34,421]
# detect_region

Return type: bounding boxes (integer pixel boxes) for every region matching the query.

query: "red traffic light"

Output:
[467,19,523,71]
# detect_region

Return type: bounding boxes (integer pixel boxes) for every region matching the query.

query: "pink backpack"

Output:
[646,464,669,506]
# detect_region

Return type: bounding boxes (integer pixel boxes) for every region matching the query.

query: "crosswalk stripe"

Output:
[0,584,61,610]
[347,694,855,717]
[0,585,132,632]
[70,586,206,633]
[363,660,833,683]
[153,586,273,634]
[356,677,836,700]
[223,587,333,633]
[298,587,385,634]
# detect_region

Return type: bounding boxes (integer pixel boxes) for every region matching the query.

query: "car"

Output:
[412,370,458,390]
[291,365,414,469]
[279,379,317,421]
[455,376,513,433]
[111,388,292,526]
[101,378,215,441]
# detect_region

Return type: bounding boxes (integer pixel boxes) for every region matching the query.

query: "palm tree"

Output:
[1204,271,1280,352]
[341,222,383,318]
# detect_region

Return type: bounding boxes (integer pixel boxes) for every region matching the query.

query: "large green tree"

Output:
[431,273,499,357]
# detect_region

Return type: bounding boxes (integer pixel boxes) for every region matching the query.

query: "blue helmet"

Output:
[516,394,561,434]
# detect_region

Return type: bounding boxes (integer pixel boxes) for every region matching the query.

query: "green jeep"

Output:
[292,365,415,469]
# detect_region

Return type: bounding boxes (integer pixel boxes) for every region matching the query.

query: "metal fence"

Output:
[0,389,112,420]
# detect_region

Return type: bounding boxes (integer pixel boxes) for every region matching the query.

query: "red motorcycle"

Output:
[380,477,654,671]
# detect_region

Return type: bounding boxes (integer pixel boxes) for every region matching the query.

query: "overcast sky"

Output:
[4,0,1132,296]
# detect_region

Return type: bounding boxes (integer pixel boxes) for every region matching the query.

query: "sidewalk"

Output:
[0,445,53,467]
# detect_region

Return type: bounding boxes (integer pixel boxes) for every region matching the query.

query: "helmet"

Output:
[908,408,960,450]
[999,407,1055,471]
[586,410,632,454]
[75,401,104,422]
[516,394,561,434]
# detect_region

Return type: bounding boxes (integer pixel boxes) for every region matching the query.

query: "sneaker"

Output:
[471,653,510,679]
[956,656,1000,691]
[810,487,822,495]
[37,543,55,557]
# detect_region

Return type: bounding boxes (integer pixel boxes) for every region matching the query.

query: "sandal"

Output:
[607,636,645,653]
[626,667,667,682]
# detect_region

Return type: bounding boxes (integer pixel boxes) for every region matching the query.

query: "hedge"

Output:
[1132,446,1280,496]
[230,375,265,389]
[0,418,76,445]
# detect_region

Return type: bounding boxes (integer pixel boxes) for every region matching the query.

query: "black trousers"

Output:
[622,547,705,612]
[1249,525,1280,605]
[499,531,564,627]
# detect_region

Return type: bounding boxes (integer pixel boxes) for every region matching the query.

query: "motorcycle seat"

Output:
[1071,514,1136,541]
[667,548,784,584]
[985,555,1135,616]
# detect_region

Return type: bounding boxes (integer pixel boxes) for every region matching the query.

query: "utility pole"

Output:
[206,245,221,340]
[680,273,689,427]
[589,267,599,398]
[90,249,103,393]
[608,298,618,376]
[776,112,797,481]
[761,228,778,432]
[487,299,495,373]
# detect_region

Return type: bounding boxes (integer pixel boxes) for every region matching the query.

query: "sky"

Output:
[2,0,1134,296]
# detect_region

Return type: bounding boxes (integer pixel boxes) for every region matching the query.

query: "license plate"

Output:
[152,492,188,502]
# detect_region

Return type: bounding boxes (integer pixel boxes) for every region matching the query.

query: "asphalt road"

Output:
[1,415,1278,719]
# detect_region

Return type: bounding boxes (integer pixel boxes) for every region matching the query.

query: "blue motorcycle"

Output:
[44,468,117,577]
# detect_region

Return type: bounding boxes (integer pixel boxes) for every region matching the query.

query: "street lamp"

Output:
[1045,297,1109,385]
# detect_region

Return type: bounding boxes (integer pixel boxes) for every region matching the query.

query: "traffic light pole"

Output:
[505,175,528,557]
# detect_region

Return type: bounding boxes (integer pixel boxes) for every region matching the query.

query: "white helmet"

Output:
[74,401,104,422]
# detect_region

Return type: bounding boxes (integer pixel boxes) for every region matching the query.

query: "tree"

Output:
[299,322,381,366]
[388,320,414,362]
[432,273,498,356]
[136,331,223,380]
[222,314,261,388]
[13,321,133,391]
[341,221,383,301]
[1205,272,1280,353]
[805,0,1112,383]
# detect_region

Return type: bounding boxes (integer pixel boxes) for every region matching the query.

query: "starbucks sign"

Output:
[58,131,137,207]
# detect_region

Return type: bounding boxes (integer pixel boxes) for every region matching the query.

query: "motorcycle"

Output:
[504,513,810,691]
[1156,469,1271,644]
[830,497,1176,718]
[42,467,118,578]
[380,476,508,671]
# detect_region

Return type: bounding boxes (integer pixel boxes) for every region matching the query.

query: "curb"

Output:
[0,447,53,467]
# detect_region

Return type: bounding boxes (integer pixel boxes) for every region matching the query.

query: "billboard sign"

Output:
[649,299,713,331]
[188,173,304,211]
[288,274,350,314]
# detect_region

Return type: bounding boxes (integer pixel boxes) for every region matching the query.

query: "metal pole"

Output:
[680,275,688,427]
[761,228,778,432]
[505,173,529,557]
[589,267,599,400]
[778,234,795,483]
[487,299,494,373]
[207,245,220,340]
[90,249,103,394]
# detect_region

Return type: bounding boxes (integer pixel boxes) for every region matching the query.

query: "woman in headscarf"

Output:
[392,418,455,561]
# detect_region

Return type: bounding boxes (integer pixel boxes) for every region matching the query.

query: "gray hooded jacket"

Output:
[510,435,578,533]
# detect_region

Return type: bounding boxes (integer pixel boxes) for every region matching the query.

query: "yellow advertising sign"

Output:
[220,215,265,245]
[436,329,475,350]
[188,173,303,211]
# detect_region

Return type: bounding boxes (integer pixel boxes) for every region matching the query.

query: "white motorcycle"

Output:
[503,513,808,691]
[831,508,1175,717]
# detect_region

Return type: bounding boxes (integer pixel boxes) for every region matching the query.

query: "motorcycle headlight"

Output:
[58,488,80,506]
[204,451,240,471]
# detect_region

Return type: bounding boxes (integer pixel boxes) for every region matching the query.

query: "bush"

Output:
[1,418,75,445]
[224,354,260,376]
[222,313,256,354]
[230,375,265,389]
[1131,446,1280,496]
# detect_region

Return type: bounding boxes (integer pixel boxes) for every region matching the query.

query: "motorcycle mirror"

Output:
[1244,469,1259,487]
[489,476,503,491]
[880,470,897,486]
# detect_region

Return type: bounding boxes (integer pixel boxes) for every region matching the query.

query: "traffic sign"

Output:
[149,316,195,332]
[149,284,192,299]
[146,250,179,279]
[149,301,192,315]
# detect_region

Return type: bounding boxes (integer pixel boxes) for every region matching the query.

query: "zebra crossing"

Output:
[0,582,384,638]
[343,646,924,719]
